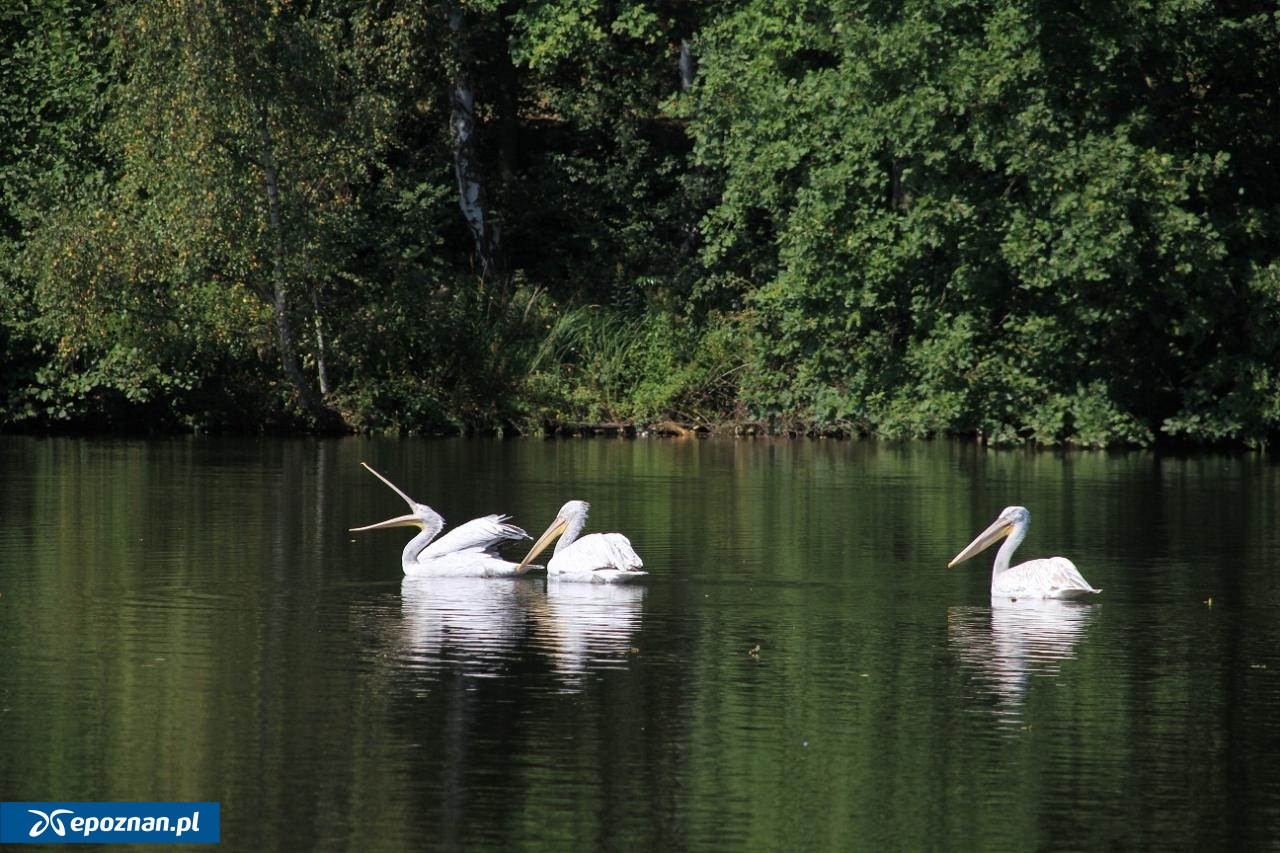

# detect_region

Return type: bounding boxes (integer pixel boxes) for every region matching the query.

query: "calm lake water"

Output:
[2,436,1279,851]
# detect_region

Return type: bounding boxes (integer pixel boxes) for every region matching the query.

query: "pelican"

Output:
[349,462,540,577]
[515,500,646,583]
[948,506,1101,600]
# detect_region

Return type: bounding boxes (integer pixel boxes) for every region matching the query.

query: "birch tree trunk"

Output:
[680,39,696,92]
[256,105,325,417]
[310,283,331,396]
[448,4,502,283]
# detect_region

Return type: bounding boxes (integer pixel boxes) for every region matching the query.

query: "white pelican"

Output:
[515,500,646,583]
[948,506,1101,600]
[349,462,540,577]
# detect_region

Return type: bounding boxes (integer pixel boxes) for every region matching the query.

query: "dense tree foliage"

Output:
[2,0,1278,445]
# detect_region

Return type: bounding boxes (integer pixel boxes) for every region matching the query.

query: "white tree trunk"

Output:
[680,39,696,91]
[310,284,331,396]
[257,107,323,415]
[448,5,501,281]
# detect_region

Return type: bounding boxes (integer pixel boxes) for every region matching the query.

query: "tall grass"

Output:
[523,304,747,428]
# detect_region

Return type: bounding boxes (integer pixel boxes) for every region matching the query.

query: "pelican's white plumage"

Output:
[349,462,539,577]
[515,500,646,583]
[949,506,1100,600]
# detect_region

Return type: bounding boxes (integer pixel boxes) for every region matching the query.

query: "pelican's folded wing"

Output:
[994,557,1100,599]
[422,515,530,559]
[585,533,643,572]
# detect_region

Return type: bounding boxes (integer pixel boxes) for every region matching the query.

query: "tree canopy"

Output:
[2,0,1278,446]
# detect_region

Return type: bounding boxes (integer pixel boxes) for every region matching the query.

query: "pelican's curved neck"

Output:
[992,520,1026,576]
[403,515,444,563]
[555,511,587,555]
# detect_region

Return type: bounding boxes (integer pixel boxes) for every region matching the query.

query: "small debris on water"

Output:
[748,644,760,657]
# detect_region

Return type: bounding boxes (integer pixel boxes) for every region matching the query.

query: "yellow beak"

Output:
[947,518,1013,568]
[349,513,422,532]
[514,516,569,573]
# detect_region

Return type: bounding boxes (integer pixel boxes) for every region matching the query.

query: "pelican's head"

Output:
[948,506,1029,568]
[514,500,589,573]
[348,462,444,534]
[556,500,590,524]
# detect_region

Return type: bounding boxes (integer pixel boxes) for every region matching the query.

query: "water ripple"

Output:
[394,576,541,676]
[527,582,646,688]
[949,598,1100,721]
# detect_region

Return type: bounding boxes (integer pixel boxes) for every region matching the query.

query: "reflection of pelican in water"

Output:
[516,500,646,583]
[531,583,646,683]
[949,598,1098,711]
[949,506,1101,600]
[350,463,539,577]
[396,576,541,673]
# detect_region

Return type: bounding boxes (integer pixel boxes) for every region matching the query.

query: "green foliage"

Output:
[525,306,745,427]
[2,0,1279,445]
[0,0,115,425]
[688,0,1280,447]
[329,279,564,434]
[501,0,700,310]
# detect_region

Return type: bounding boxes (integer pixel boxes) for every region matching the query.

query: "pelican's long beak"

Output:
[351,462,426,532]
[948,517,1014,568]
[350,513,422,533]
[358,461,417,508]
[514,515,569,573]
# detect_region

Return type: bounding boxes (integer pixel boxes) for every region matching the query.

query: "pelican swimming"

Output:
[515,500,646,583]
[349,462,540,577]
[948,506,1101,600]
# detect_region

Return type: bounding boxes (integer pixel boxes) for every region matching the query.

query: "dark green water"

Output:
[2,437,1278,851]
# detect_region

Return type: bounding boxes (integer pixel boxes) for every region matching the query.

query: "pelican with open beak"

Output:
[350,462,541,577]
[949,506,1100,600]
[515,500,646,583]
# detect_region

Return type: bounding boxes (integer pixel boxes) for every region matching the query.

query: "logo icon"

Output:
[28,808,73,838]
